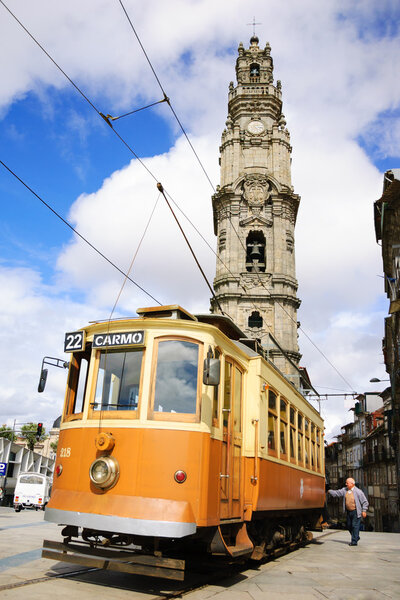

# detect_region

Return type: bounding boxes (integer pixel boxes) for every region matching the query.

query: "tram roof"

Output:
[195,313,246,340]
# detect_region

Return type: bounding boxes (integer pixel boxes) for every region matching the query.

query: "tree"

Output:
[20,423,47,451]
[0,425,16,442]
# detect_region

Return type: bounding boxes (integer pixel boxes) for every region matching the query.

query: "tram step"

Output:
[210,523,253,558]
[225,543,254,557]
[42,539,185,581]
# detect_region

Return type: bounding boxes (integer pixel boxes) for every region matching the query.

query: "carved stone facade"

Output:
[211,36,301,379]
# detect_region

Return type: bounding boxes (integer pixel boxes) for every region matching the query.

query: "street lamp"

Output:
[369,378,390,383]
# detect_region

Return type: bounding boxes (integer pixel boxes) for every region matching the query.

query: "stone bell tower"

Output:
[211,36,301,378]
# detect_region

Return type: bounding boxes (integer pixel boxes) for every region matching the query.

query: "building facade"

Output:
[0,436,55,506]
[374,168,400,525]
[325,391,399,532]
[211,36,301,382]
[363,397,398,532]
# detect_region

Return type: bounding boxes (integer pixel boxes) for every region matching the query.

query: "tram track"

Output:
[0,532,332,597]
[0,565,100,592]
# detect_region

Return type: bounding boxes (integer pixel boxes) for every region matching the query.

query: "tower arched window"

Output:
[246,231,266,273]
[250,63,260,82]
[248,311,263,329]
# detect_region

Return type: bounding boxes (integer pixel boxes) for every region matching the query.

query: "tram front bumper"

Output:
[45,490,197,538]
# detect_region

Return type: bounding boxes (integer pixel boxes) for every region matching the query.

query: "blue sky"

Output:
[0,0,399,439]
[1,87,174,278]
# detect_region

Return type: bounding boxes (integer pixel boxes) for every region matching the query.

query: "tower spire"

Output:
[211,39,302,383]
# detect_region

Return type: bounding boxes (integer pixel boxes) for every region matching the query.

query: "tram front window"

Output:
[65,348,90,419]
[152,340,199,416]
[94,349,143,411]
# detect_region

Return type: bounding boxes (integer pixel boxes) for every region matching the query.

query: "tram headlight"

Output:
[89,455,119,490]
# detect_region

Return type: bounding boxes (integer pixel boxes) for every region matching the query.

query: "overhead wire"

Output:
[117,0,216,193]
[0,159,162,306]
[1,0,220,310]
[157,182,225,315]
[0,0,161,186]
[97,190,161,431]
[1,0,354,393]
[106,98,167,122]
[108,191,161,320]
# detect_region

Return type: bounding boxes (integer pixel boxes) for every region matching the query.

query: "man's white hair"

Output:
[346,477,355,484]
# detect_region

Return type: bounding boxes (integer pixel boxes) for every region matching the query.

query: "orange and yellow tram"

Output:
[42,305,325,579]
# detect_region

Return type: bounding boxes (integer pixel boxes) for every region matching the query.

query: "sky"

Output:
[0,0,399,441]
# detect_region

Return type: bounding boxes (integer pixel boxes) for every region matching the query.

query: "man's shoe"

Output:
[348,543,358,546]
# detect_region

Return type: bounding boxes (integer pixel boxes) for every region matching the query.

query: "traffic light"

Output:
[36,422,43,439]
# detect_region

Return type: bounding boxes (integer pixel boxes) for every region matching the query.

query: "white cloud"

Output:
[56,134,219,313]
[0,266,96,429]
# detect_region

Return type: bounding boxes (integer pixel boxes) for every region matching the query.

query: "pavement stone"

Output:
[186,530,400,600]
[1,507,400,599]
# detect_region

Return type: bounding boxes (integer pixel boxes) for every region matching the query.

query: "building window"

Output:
[218,229,226,251]
[246,231,266,272]
[250,63,260,82]
[248,311,263,329]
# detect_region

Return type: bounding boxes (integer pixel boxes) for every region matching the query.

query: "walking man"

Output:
[328,478,368,546]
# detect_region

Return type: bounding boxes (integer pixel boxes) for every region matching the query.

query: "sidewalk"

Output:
[185,530,400,600]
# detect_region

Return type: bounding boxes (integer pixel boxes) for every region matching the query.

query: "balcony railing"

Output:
[341,432,360,444]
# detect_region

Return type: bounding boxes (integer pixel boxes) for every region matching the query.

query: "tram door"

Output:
[220,360,243,519]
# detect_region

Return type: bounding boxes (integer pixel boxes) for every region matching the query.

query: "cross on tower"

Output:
[247,16,262,37]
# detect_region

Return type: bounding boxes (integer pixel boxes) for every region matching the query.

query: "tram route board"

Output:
[64,330,145,352]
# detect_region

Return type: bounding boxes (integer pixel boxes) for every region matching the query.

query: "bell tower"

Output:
[211,36,301,378]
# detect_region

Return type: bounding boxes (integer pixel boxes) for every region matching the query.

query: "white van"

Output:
[13,472,52,512]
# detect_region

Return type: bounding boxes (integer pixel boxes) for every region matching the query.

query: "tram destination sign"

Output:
[93,330,145,348]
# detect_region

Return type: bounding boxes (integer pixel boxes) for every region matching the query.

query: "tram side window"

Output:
[233,367,242,432]
[297,413,304,464]
[65,348,90,418]
[280,398,288,459]
[290,406,296,461]
[268,390,277,455]
[212,349,221,426]
[316,427,321,471]
[94,349,143,411]
[311,423,316,470]
[223,361,232,428]
[305,418,310,467]
[152,340,199,417]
